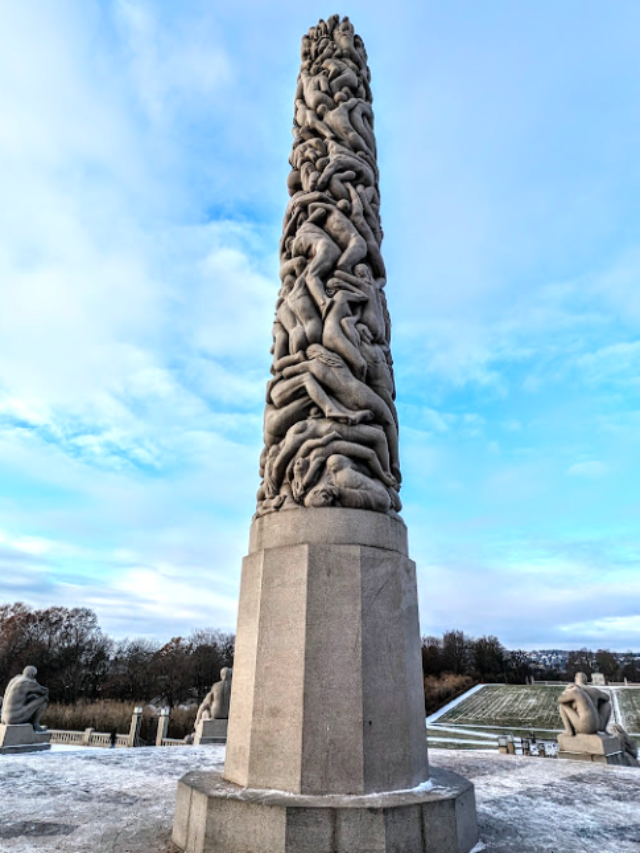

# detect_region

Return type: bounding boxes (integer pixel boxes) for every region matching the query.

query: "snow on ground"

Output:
[0,745,224,853]
[0,745,639,852]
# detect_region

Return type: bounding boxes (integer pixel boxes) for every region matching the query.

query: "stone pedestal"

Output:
[195,719,228,745]
[225,510,428,795]
[173,767,478,853]
[558,733,624,765]
[174,510,478,852]
[0,724,51,754]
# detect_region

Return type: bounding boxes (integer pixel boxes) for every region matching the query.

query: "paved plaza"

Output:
[0,746,638,852]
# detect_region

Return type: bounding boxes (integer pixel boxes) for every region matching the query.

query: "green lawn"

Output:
[435,685,565,730]
[434,684,640,736]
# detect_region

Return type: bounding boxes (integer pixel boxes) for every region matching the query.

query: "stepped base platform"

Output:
[173,766,478,853]
[0,723,51,754]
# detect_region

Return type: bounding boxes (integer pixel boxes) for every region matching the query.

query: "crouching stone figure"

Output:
[1,666,49,731]
[558,672,611,735]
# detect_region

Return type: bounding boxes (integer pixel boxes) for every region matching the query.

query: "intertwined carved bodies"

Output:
[257,16,400,517]
[1,666,49,730]
[558,672,612,736]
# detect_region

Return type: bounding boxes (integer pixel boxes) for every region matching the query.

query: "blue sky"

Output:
[1,1,639,649]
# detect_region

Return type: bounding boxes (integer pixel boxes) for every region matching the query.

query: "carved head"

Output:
[23,666,37,678]
[305,485,337,507]
[325,454,351,475]
[220,667,232,681]
[354,263,373,282]
[575,672,587,686]
[334,17,355,49]
[336,199,351,215]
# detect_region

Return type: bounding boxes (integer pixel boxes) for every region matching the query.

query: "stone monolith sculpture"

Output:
[173,16,478,853]
[0,666,51,754]
[192,668,233,744]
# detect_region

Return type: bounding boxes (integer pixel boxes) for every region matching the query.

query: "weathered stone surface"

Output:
[0,724,51,754]
[224,511,428,796]
[172,767,478,853]
[194,720,229,746]
[558,732,624,765]
[249,506,408,555]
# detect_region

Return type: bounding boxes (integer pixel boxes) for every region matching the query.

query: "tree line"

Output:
[0,603,234,706]
[421,630,640,684]
[2,604,637,710]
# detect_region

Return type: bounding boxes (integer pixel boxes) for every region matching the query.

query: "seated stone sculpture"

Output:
[558,672,612,736]
[195,668,233,726]
[1,666,49,731]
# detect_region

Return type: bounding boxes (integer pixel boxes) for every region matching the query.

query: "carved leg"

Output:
[559,704,578,736]
[305,244,340,313]
[335,235,368,275]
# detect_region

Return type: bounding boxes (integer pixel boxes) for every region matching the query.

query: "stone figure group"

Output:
[257,16,401,518]
[558,672,638,767]
[0,666,49,731]
[558,672,612,736]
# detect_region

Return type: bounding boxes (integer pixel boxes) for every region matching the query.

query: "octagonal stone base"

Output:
[172,767,479,853]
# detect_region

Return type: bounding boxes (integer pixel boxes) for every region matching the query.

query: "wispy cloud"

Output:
[0,1,639,648]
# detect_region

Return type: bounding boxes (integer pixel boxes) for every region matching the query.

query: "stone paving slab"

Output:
[0,746,638,852]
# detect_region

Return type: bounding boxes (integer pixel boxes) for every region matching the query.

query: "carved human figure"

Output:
[333,264,387,343]
[297,63,334,112]
[332,18,363,69]
[305,454,392,512]
[322,57,362,99]
[558,672,612,735]
[257,16,401,517]
[322,279,368,379]
[195,668,233,727]
[264,417,392,496]
[316,141,377,200]
[315,99,374,156]
[277,345,399,473]
[1,666,49,730]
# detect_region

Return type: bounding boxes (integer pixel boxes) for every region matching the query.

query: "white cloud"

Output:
[567,461,610,479]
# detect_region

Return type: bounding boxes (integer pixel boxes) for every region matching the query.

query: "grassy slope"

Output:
[435,684,640,735]
[436,685,565,730]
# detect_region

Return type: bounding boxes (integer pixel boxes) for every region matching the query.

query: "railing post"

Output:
[156,707,171,746]
[129,706,144,747]
[82,727,94,746]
